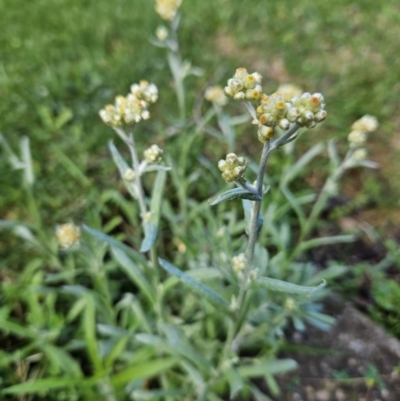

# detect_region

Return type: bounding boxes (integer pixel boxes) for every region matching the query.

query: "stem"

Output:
[127,131,147,218]
[221,141,272,361]
[271,123,299,150]
[167,19,186,121]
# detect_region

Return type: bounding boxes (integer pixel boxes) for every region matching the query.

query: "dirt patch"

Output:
[274,297,400,401]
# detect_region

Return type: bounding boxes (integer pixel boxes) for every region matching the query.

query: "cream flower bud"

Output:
[225,67,263,102]
[257,125,275,143]
[124,168,136,181]
[351,115,378,133]
[155,0,182,21]
[218,153,247,183]
[56,223,81,249]
[232,253,246,274]
[99,104,122,128]
[130,80,158,104]
[205,86,228,106]
[243,74,257,89]
[278,118,290,130]
[289,92,327,128]
[348,130,366,146]
[233,92,245,101]
[156,25,168,41]
[256,92,288,129]
[144,144,163,163]
[233,68,248,80]
[353,148,367,161]
[285,298,296,311]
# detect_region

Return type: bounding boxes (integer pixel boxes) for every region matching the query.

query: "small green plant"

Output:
[0,1,382,400]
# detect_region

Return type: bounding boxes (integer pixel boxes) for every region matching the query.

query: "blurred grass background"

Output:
[1,0,399,264]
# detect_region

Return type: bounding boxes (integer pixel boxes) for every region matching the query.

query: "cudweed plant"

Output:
[0,3,381,401]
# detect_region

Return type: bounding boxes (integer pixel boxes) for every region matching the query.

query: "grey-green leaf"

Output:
[242,199,263,236]
[238,359,298,377]
[225,367,243,399]
[209,188,261,206]
[159,258,230,311]
[111,247,155,303]
[140,169,167,252]
[140,221,158,253]
[82,225,147,266]
[252,277,326,295]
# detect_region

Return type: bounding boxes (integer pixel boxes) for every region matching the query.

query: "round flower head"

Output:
[205,86,228,106]
[351,115,378,133]
[99,104,123,128]
[352,148,367,161]
[130,80,158,104]
[232,253,246,274]
[288,92,327,128]
[224,68,262,102]
[155,0,182,21]
[218,153,247,183]
[144,144,163,163]
[124,94,150,124]
[348,130,367,147]
[256,92,290,130]
[156,25,169,41]
[99,80,156,128]
[123,168,136,181]
[56,223,81,250]
[257,125,275,143]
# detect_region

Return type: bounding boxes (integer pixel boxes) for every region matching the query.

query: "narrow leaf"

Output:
[82,225,147,266]
[252,277,326,295]
[298,235,355,253]
[242,199,263,236]
[111,247,155,303]
[159,259,230,311]
[2,378,83,394]
[140,170,167,252]
[110,358,176,386]
[109,141,131,175]
[238,359,298,377]
[108,141,137,198]
[142,164,172,173]
[82,295,102,373]
[140,221,158,252]
[209,188,261,206]
[225,367,243,399]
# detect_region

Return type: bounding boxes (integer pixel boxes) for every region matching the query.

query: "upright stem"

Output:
[221,142,271,361]
[127,131,147,218]
[168,21,186,121]
[245,141,271,267]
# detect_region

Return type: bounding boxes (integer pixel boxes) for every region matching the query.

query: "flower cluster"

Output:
[205,86,228,106]
[224,68,328,144]
[218,153,247,183]
[224,68,262,102]
[288,92,327,128]
[144,144,163,163]
[347,115,378,162]
[257,92,290,130]
[155,0,182,21]
[99,81,158,128]
[56,223,81,249]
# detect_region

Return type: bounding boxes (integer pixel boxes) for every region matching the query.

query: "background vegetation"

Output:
[1,0,400,398]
